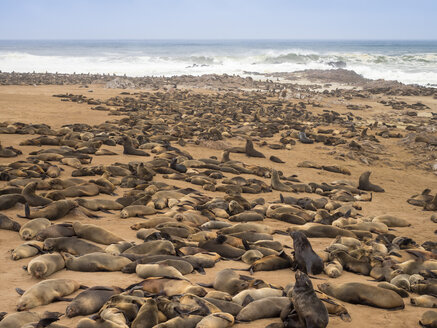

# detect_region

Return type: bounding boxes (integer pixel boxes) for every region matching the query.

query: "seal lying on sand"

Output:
[318,282,404,309]
[16,278,81,311]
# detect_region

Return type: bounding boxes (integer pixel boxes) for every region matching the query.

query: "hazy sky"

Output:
[0,0,435,40]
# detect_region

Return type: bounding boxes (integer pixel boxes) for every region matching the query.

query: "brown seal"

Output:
[43,236,103,255]
[290,231,323,275]
[245,139,265,158]
[318,282,404,309]
[22,182,52,207]
[21,200,78,220]
[72,222,124,245]
[0,214,21,231]
[63,252,131,272]
[0,193,26,210]
[291,270,328,328]
[66,286,122,317]
[27,253,65,278]
[16,278,80,311]
[358,171,384,192]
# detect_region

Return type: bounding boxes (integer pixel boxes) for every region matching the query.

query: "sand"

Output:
[0,83,436,328]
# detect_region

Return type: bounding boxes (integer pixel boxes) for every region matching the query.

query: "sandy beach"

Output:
[0,74,436,328]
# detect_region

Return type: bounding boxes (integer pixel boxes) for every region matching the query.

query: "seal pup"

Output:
[318,282,404,309]
[19,218,51,240]
[292,271,328,328]
[26,253,65,278]
[358,171,384,192]
[290,231,323,275]
[16,278,81,311]
[410,295,437,308]
[11,242,44,260]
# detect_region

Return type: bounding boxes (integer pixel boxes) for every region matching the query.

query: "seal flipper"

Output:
[340,313,352,322]
[197,282,213,288]
[242,294,255,307]
[100,209,113,214]
[17,203,31,218]
[35,317,60,327]
[273,230,288,236]
[79,285,89,289]
[15,288,25,295]
[54,297,73,302]
[195,267,206,275]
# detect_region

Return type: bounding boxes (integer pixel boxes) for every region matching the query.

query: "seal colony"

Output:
[0,73,436,328]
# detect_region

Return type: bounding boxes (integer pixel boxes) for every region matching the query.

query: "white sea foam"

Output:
[0,41,436,86]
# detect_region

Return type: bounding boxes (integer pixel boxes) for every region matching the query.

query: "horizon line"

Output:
[1,38,437,42]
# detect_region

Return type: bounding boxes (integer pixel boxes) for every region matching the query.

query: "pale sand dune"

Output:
[0,85,436,327]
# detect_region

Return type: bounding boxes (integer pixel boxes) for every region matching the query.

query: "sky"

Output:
[0,0,436,40]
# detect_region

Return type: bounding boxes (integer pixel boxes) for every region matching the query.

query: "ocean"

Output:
[0,40,436,86]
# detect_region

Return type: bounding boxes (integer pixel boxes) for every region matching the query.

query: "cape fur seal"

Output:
[66,286,123,317]
[211,269,250,295]
[196,312,234,328]
[236,297,291,321]
[22,182,52,207]
[63,252,131,271]
[21,200,78,220]
[27,253,65,278]
[292,271,328,328]
[120,205,156,218]
[358,171,384,192]
[19,218,51,240]
[73,222,124,245]
[318,282,404,309]
[290,231,323,275]
[131,298,159,328]
[35,223,75,241]
[271,169,294,192]
[0,214,20,231]
[0,194,25,210]
[245,139,265,158]
[16,278,81,311]
[11,242,43,260]
[43,236,104,255]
